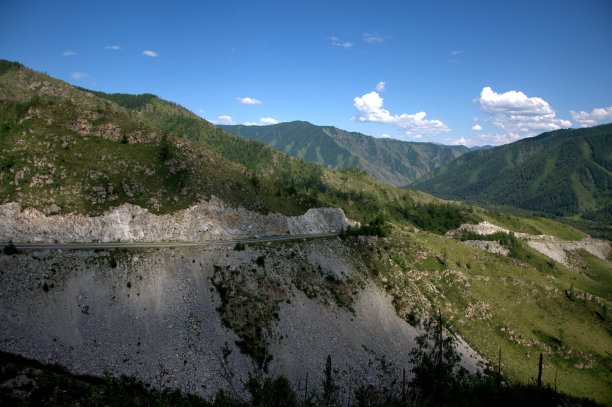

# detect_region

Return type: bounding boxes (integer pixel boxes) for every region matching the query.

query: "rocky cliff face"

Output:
[0,196,354,243]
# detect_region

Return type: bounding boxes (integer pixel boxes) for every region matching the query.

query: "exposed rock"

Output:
[527,238,611,267]
[450,222,611,268]
[0,196,354,243]
[0,243,484,399]
[449,221,512,237]
[463,240,510,256]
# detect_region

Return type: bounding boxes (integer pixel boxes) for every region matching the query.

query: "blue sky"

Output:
[2,0,611,146]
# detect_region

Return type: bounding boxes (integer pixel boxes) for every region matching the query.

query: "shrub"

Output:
[3,242,18,255]
[339,214,391,238]
[246,375,297,407]
[409,310,468,405]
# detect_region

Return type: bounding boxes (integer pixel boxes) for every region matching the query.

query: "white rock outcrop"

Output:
[449,222,611,266]
[0,197,354,243]
[527,238,611,267]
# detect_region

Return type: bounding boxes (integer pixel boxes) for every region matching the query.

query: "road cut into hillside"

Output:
[0,196,356,243]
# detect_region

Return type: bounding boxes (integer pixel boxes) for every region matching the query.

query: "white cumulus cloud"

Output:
[352,91,450,137]
[105,45,122,50]
[471,124,482,131]
[380,133,392,138]
[474,86,571,136]
[453,137,468,145]
[375,81,386,92]
[259,117,279,125]
[70,72,88,79]
[62,50,77,56]
[212,115,235,125]
[570,106,612,127]
[244,118,280,126]
[237,97,263,105]
[330,36,352,48]
[143,50,158,57]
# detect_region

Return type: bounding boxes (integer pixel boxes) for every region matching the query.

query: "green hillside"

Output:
[0,60,471,229]
[220,121,467,187]
[412,125,612,234]
[223,121,361,169]
[0,62,316,216]
[82,86,474,226]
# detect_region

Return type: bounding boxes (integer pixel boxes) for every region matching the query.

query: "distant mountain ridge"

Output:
[469,145,495,151]
[411,124,612,218]
[220,121,468,187]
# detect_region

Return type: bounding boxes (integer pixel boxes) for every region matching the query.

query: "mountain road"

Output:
[4,233,339,251]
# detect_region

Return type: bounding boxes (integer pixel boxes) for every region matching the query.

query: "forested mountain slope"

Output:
[220,121,467,187]
[412,125,612,219]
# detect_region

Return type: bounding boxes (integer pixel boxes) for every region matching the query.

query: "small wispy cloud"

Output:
[237,97,263,105]
[143,50,158,57]
[70,72,88,80]
[363,32,385,43]
[62,50,77,56]
[212,115,235,125]
[471,124,483,131]
[477,132,522,146]
[105,45,122,50]
[375,81,386,92]
[450,50,463,63]
[330,36,352,48]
